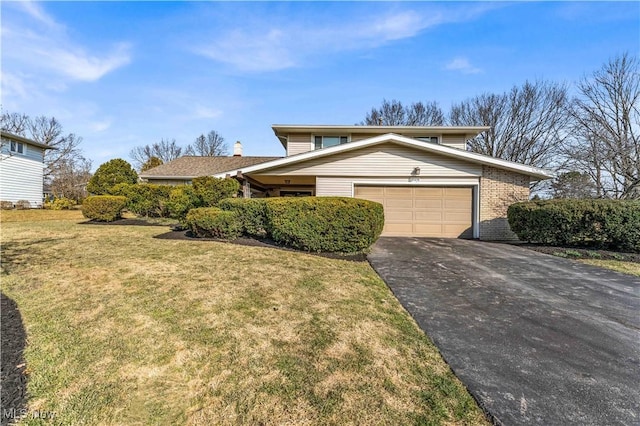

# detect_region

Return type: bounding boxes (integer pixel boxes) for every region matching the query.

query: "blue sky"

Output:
[2,1,639,168]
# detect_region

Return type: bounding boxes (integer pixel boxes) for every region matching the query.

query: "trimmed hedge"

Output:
[166,186,201,220]
[192,177,240,207]
[218,198,268,237]
[265,197,384,253]
[508,199,640,252]
[185,207,241,240]
[82,196,127,222]
[110,183,173,217]
[44,197,77,210]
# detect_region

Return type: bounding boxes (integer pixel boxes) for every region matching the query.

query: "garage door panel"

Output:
[386,210,414,221]
[414,199,443,209]
[384,187,413,197]
[414,187,444,197]
[415,211,443,221]
[354,185,473,238]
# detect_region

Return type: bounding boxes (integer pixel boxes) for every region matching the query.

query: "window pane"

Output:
[340,136,348,144]
[10,141,16,152]
[18,143,24,153]
[314,136,322,150]
[323,136,341,147]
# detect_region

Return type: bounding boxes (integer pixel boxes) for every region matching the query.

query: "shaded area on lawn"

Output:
[154,230,369,262]
[514,243,640,262]
[78,218,178,227]
[1,293,28,426]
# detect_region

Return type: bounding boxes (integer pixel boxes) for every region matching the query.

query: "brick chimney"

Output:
[233,141,242,157]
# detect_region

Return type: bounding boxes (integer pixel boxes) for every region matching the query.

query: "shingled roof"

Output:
[139,156,282,179]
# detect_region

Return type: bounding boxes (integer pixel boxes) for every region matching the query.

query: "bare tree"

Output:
[49,156,93,201]
[567,53,640,199]
[129,138,182,170]
[1,112,84,180]
[184,130,228,156]
[0,113,82,181]
[361,99,445,126]
[449,80,571,169]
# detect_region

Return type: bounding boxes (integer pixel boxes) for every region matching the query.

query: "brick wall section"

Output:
[479,166,530,240]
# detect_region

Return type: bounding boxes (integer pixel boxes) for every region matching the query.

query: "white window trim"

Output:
[9,141,26,155]
[310,134,351,150]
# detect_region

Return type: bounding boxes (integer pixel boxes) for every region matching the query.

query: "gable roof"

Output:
[272,124,491,147]
[214,133,555,180]
[139,155,282,179]
[1,130,57,150]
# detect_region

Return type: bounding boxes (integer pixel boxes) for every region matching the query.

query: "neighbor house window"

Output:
[314,136,348,150]
[416,136,439,144]
[10,141,24,154]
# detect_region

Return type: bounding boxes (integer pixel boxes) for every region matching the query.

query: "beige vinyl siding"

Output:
[441,134,467,150]
[286,133,312,156]
[0,147,45,207]
[261,143,482,177]
[350,133,373,142]
[316,177,353,197]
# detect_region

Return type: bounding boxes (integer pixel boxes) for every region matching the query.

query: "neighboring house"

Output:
[0,131,55,208]
[141,125,554,240]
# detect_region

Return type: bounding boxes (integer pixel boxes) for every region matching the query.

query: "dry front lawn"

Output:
[1,210,488,425]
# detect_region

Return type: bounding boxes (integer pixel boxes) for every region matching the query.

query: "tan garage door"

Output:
[354,186,473,238]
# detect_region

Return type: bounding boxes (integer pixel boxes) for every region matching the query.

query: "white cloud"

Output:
[193,6,492,72]
[89,119,112,133]
[445,57,482,74]
[2,3,131,83]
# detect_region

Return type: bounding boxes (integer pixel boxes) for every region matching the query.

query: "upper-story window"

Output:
[314,135,348,150]
[416,136,439,144]
[10,141,25,154]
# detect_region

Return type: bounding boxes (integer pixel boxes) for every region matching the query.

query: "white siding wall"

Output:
[261,143,482,177]
[286,133,312,156]
[0,143,46,207]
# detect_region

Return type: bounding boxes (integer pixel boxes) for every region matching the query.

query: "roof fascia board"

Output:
[0,131,57,150]
[215,133,554,180]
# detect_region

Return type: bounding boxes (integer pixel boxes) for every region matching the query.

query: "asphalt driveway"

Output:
[368,237,640,425]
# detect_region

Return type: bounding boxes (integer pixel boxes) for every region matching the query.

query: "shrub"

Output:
[185,207,241,240]
[508,199,640,252]
[218,198,269,237]
[44,197,77,210]
[15,200,31,210]
[192,176,240,207]
[264,197,384,253]
[87,159,138,195]
[166,186,201,220]
[82,196,127,222]
[110,183,172,217]
[1,201,14,210]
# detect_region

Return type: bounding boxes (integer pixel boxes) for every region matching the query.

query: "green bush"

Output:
[87,159,138,195]
[185,207,241,240]
[82,196,127,222]
[44,197,77,210]
[218,198,269,237]
[110,183,172,217]
[166,186,201,220]
[264,197,384,253]
[192,177,240,207]
[508,199,640,252]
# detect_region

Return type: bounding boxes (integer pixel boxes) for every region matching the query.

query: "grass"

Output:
[578,259,640,277]
[1,210,488,425]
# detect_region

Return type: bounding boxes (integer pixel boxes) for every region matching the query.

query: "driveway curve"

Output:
[368,237,640,425]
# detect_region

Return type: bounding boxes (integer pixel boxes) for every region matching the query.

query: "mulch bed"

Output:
[154,230,368,262]
[1,293,28,426]
[508,243,640,263]
[79,218,178,227]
